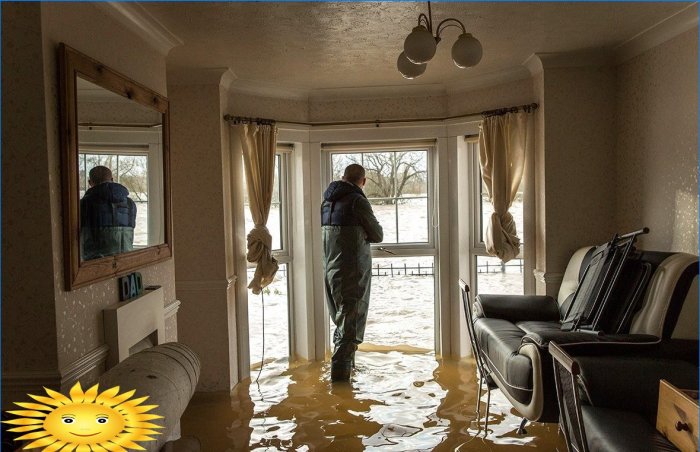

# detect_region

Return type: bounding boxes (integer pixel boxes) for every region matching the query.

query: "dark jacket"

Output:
[321,181,383,354]
[80,182,137,260]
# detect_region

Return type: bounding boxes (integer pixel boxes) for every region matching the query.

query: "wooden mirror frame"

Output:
[59,43,172,290]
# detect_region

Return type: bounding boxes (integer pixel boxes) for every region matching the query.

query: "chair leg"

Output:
[517,417,528,435]
[484,385,491,435]
[476,374,483,416]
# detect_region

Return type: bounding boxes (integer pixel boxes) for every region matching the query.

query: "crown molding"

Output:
[96,2,183,56]
[309,83,446,101]
[446,66,531,94]
[615,2,698,64]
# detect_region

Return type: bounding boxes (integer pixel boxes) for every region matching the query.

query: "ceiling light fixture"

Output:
[397,1,482,79]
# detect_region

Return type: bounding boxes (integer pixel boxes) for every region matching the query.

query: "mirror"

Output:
[59,43,172,290]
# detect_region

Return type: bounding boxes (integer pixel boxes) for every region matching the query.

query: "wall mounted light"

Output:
[398,1,482,79]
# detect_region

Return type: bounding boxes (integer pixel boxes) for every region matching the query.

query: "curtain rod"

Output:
[223,102,538,128]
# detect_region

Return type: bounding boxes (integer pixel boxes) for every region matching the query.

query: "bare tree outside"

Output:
[331,151,427,204]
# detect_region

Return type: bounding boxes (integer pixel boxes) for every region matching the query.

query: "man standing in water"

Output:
[322,164,383,382]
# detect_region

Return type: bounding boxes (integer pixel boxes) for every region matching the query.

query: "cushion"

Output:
[581,405,678,452]
[473,317,532,403]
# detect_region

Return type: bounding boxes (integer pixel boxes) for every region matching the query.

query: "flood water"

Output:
[180,352,565,451]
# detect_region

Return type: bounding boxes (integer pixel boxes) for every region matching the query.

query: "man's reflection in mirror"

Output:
[80,165,136,260]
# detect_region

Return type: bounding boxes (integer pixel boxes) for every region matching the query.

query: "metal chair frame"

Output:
[459,279,494,433]
[550,341,590,452]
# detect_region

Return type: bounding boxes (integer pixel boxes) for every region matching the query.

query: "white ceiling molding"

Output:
[309,84,446,101]
[228,79,310,101]
[96,2,183,56]
[615,2,698,64]
[445,66,531,95]
[168,67,233,87]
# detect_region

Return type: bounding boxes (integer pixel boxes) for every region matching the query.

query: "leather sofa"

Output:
[550,341,698,451]
[467,246,698,422]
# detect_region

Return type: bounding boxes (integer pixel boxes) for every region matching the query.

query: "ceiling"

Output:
[143,2,693,94]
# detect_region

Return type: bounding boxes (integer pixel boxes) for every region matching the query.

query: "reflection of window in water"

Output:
[79,151,149,247]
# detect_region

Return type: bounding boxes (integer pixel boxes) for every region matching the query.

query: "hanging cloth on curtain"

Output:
[478,110,533,263]
[237,123,279,294]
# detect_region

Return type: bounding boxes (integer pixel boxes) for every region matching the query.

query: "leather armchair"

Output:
[551,341,697,452]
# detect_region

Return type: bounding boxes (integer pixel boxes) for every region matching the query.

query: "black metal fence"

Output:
[370,258,524,278]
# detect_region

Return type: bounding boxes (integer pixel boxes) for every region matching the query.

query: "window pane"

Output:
[271,155,280,204]
[330,153,356,181]
[360,256,434,350]
[248,263,289,368]
[475,255,524,295]
[397,197,428,243]
[330,150,429,245]
[117,155,149,247]
[369,199,396,243]
[79,154,87,196]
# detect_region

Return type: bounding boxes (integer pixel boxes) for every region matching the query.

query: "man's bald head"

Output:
[343,164,366,186]
[88,166,113,186]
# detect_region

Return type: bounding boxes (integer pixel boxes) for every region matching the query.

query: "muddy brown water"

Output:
[181,351,565,451]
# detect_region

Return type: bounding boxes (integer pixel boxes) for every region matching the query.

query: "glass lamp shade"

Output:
[452,33,483,68]
[397,52,427,79]
[403,25,437,64]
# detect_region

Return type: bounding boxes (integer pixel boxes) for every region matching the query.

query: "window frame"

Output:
[323,144,436,255]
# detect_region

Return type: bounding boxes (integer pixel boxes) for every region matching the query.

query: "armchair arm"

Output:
[474,294,560,322]
[522,331,659,349]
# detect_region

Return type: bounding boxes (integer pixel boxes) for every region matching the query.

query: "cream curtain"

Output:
[478,111,533,263]
[237,123,279,294]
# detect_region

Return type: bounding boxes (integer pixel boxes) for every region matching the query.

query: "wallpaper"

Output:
[447,77,535,117]
[309,94,447,122]
[226,91,309,123]
[615,27,698,254]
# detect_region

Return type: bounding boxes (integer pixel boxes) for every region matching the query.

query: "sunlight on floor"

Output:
[180,352,565,451]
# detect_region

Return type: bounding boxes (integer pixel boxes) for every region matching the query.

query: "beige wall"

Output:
[309,95,447,122]
[615,27,699,254]
[448,78,535,117]
[227,91,309,123]
[2,3,177,404]
[537,64,618,295]
[2,3,59,375]
[169,81,238,391]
